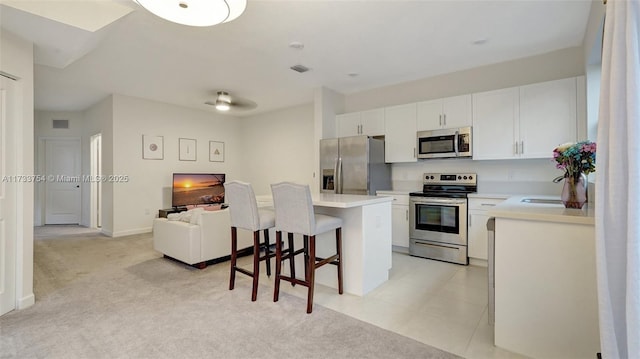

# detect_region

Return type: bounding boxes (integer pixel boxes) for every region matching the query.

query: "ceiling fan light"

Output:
[135,0,247,27]
[215,100,231,111]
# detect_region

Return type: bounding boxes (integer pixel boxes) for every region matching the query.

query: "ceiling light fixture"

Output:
[215,91,231,111]
[135,0,246,27]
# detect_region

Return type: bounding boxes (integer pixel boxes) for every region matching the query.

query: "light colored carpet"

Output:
[1,227,461,359]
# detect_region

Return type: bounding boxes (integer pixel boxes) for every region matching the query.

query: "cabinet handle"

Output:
[520,141,524,154]
[443,114,447,126]
[514,142,519,155]
[406,209,409,221]
[439,114,442,126]
[469,214,472,227]
[413,147,416,158]
[481,203,496,207]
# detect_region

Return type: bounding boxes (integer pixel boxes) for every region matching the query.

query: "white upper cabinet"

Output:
[473,77,578,160]
[472,87,519,160]
[384,103,417,163]
[416,94,472,131]
[519,78,577,158]
[336,108,385,137]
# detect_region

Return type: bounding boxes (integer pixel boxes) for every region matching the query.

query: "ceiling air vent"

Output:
[290,64,310,73]
[52,119,69,129]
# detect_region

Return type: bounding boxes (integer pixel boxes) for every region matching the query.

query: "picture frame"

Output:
[209,141,225,162]
[142,135,164,160]
[179,138,197,161]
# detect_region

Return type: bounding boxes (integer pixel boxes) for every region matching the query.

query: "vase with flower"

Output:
[552,141,596,209]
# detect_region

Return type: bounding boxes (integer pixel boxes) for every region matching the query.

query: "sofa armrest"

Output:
[198,209,254,258]
[153,218,201,264]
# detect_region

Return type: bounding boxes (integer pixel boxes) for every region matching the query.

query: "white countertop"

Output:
[256,193,393,209]
[489,195,595,225]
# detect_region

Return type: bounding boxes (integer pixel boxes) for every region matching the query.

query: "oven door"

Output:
[409,197,467,245]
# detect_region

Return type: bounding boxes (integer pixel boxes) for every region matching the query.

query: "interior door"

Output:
[45,139,81,224]
[1,76,17,316]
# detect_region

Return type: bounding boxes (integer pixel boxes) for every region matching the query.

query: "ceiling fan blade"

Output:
[204,91,257,111]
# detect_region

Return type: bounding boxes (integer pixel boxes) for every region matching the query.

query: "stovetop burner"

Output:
[410,172,477,198]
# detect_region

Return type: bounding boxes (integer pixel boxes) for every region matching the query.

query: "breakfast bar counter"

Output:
[488,196,599,358]
[257,193,393,296]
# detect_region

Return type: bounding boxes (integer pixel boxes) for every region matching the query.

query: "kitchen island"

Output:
[489,196,599,358]
[257,193,393,296]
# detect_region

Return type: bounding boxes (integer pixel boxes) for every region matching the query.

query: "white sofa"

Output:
[152,208,253,268]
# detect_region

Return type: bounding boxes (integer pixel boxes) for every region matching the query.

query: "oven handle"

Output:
[410,198,466,205]
[413,241,460,250]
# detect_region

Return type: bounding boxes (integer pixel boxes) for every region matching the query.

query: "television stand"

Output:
[158,207,187,218]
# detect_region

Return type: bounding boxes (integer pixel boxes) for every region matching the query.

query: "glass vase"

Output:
[561,173,587,209]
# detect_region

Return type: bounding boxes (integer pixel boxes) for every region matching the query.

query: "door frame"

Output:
[35,136,82,226]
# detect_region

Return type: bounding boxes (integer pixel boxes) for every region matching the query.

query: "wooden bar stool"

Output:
[270,182,343,313]
[225,180,280,301]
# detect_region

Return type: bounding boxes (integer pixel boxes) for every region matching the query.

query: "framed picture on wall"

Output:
[209,141,224,162]
[142,135,164,160]
[179,138,197,161]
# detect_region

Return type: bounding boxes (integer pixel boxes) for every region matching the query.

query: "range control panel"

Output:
[422,173,477,185]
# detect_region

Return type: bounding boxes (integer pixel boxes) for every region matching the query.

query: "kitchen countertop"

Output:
[256,193,393,209]
[489,195,595,225]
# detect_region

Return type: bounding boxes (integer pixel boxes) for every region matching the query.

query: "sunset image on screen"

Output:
[172,173,225,207]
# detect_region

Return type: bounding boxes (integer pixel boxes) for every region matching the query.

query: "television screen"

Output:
[172,173,225,208]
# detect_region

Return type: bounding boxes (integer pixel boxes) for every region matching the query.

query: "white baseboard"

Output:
[111,227,152,238]
[470,258,488,267]
[392,245,409,254]
[17,293,35,309]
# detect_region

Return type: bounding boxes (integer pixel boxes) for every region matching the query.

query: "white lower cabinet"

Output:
[377,192,409,250]
[468,197,506,260]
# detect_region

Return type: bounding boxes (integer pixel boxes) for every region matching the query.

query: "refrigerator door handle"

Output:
[336,157,343,194]
[333,157,340,193]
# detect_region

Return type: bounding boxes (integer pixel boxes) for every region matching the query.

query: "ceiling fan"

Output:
[205,91,257,112]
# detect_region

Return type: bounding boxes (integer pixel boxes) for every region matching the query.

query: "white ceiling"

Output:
[0,0,593,116]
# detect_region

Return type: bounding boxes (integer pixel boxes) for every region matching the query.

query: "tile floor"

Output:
[245,251,528,359]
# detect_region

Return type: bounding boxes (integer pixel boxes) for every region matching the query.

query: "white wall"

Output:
[344,47,585,112]
[239,104,315,196]
[0,29,35,309]
[110,94,243,237]
[83,96,114,232]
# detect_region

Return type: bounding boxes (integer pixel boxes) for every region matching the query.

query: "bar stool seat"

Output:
[270,182,343,313]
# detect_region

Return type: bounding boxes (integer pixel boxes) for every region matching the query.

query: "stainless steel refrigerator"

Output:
[320,135,391,195]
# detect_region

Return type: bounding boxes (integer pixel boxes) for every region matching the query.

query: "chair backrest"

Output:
[224,180,261,231]
[270,182,315,235]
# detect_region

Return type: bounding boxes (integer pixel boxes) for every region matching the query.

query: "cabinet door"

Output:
[416,99,443,131]
[361,108,385,136]
[384,103,417,163]
[442,94,472,128]
[336,112,362,137]
[472,87,519,160]
[468,210,490,260]
[519,78,577,159]
[391,205,410,248]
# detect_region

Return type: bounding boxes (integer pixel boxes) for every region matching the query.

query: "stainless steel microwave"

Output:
[416,126,472,159]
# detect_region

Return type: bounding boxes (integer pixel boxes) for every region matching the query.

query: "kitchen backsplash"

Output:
[390,158,566,196]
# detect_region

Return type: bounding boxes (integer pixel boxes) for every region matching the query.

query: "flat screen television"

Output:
[171,173,226,208]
